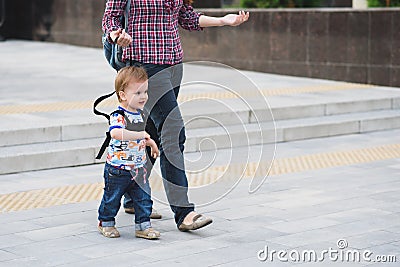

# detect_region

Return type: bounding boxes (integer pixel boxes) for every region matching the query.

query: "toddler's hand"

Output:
[142,131,151,140]
[146,138,159,159]
[151,145,159,159]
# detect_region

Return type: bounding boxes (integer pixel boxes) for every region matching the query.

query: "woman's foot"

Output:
[182,211,197,225]
[124,207,162,219]
[150,208,162,219]
[178,212,213,232]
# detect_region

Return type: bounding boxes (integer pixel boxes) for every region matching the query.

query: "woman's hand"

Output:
[110,29,132,47]
[221,11,250,26]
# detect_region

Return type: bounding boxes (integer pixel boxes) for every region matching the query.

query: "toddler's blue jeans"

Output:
[98,163,152,231]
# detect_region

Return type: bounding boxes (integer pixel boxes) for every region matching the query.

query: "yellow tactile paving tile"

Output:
[178,82,372,102]
[0,183,104,213]
[0,83,372,115]
[0,143,399,213]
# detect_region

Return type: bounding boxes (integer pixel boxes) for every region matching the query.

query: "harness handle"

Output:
[93,91,115,122]
[93,91,117,160]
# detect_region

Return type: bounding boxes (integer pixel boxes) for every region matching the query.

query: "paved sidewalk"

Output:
[0,40,399,266]
[0,130,399,266]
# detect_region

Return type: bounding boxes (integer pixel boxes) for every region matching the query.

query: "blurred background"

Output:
[0,0,398,87]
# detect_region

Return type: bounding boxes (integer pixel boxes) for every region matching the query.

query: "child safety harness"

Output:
[93,91,146,160]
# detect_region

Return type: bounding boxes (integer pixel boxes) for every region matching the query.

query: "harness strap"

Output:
[93,91,115,122]
[96,131,111,160]
[95,109,126,160]
[94,90,119,159]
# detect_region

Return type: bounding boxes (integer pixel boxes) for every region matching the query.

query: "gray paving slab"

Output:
[0,209,52,224]
[2,236,96,258]
[133,238,233,261]
[386,226,400,235]
[29,209,96,228]
[0,250,17,262]
[321,208,393,224]
[62,252,156,267]
[15,222,92,242]
[346,230,400,250]
[0,257,48,267]
[22,250,90,267]
[0,221,44,236]
[264,217,342,234]
[155,240,268,266]
[0,234,34,250]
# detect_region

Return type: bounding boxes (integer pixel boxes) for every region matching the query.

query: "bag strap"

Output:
[125,0,130,31]
[124,0,134,67]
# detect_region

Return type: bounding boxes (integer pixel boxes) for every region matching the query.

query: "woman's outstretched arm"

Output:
[199,10,250,27]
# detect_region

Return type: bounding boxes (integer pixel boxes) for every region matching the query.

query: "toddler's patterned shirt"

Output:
[106,106,147,170]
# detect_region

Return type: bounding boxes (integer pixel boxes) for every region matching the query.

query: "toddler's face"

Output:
[122,80,148,110]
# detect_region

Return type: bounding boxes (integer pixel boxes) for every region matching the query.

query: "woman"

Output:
[102,0,249,231]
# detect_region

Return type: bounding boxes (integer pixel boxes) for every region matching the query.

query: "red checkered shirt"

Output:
[102,0,203,65]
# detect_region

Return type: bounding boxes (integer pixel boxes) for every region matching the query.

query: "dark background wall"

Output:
[194,0,222,8]
[0,1,398,87]
[321,0,352,7]
[0,0,104,46]
[180,8,400,87]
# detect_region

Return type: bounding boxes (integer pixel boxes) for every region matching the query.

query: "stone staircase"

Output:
[1,84,399,175]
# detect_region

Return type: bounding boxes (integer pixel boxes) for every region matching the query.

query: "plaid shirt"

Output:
[102,0,202,65]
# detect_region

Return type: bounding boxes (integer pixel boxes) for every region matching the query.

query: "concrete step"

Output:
[0,138,102,175]
[186,109,400,149]
[1,109,400,174]
[275,109,400,142]
[1,94,399,148]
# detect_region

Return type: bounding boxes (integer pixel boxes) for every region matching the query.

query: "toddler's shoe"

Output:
[135,227,160,240]
[98,225,120,238]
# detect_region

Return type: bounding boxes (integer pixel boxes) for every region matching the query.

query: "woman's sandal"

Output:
[135,228,161,240]
[178,214,213,232]
[124,207,162,219]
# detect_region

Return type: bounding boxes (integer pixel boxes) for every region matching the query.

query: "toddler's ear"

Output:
[119,91,126,101]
